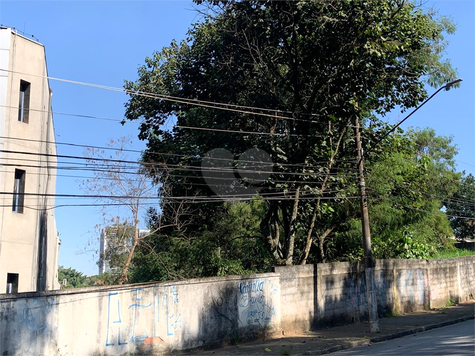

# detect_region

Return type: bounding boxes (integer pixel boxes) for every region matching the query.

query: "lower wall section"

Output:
[0,274,281,355]
[276,256,475,332]
[0,257,473,355]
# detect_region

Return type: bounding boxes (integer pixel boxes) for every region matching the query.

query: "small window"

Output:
[12,169,26,213]
[18,80,30,123]
[6,273,19,293]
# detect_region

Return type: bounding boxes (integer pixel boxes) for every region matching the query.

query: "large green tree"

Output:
[299,127,459,263]
[445,173,475,240]
[356,128,458,259]
[125,0,458,267]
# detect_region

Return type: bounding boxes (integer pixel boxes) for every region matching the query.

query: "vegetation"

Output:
[429,248,475,260]
[86,0,473,284]
[97,222,136,284]
[445,173,475,240]
[58,266,115,288]
[81,137,160,284]
[130,199,274,282]
[58,266,88,289]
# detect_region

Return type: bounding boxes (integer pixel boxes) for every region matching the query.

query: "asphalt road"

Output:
[331,320,475,355]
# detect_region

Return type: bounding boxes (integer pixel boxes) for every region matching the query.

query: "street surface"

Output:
[331,319,475,355]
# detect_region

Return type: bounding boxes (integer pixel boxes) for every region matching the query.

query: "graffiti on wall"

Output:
[23,298,58,338]
[211,278,278,330]
[398,269,426,305]
[105,286,184,350]
[346,277,366,312]
[238,279,277,326]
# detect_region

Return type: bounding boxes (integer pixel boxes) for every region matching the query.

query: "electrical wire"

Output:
[0,146,362,178]
[0,135,358,169]
[0,69,326,123]
[0,166,358,188]
[0,104,317,138]
[4,144,473,210]
[395,204,474,221]
[0,194,362,211]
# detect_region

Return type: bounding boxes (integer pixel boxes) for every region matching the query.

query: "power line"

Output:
[0,135,358,169]
[0,104,317,138]
[0,165,357,188]
[359,79,463,165]
[395,204,474,221]
[0,195,362,211]
[0,191,356,210]
[0,69,325,123]
[0,145,361,178]
[3,192,472,220]
[0,160,360,188]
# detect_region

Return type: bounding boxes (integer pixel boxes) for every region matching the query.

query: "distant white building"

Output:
[98,225,150,275]
[0,27,60,293]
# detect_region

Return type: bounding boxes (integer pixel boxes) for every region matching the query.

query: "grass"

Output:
[230,334,242,345]
[446,297,457,307]
[383,310,400,318]
[279,347,291,355]
[429,249,475,260]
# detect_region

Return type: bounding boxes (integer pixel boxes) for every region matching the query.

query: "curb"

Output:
[369,315,475,343]
[311,315,474,355]
[306,340,370,355]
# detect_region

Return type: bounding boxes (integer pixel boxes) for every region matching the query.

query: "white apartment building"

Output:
[99,225,150,275]
[0,27,60,293]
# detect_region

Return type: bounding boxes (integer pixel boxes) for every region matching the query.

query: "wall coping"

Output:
[2,256,472,302]
[0,272,280,301]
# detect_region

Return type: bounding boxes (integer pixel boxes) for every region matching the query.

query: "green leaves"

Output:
[123,0,460,271]
[445,173,475,240]
[364,127,459,259]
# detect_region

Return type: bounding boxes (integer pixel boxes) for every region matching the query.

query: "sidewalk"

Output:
[177,300,475,356]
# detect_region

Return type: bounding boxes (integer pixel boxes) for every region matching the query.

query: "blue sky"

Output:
[0,1,473,276]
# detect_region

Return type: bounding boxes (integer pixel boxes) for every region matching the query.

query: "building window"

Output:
[12,169,26,213]
[18,80,30,123]
[6,273,19,293]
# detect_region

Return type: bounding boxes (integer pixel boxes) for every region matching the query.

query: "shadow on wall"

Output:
[311,260,427,330]
[1,258,471,355]
[100,277,279,355]
[37,209,48,292]
[192,279,277,352]
[312,261,369,329]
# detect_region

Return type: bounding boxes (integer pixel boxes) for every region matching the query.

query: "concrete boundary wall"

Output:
[275,256,475,332]
[0,256,473,355]
[0,274,281,355]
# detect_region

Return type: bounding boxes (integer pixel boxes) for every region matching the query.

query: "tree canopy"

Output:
[445,173,475,240]
[124,0,460,276]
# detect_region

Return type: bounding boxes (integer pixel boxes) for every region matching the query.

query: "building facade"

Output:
[0,27,60,293]
[99,225,149,275]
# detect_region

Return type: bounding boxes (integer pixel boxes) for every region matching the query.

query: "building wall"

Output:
[0,27,59,293]
[99,229,107,275]
[0,257,472,355]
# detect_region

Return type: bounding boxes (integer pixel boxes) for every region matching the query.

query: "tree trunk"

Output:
[261,203,285,264]
[118,222,139,285]
[300,210,317,265]
[317,226,335,263]
[300,123,349,264]
[284,185,301,265]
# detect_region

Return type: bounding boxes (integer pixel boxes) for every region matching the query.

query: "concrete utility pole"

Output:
[355,117,379,333]
[352,78,462,333]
